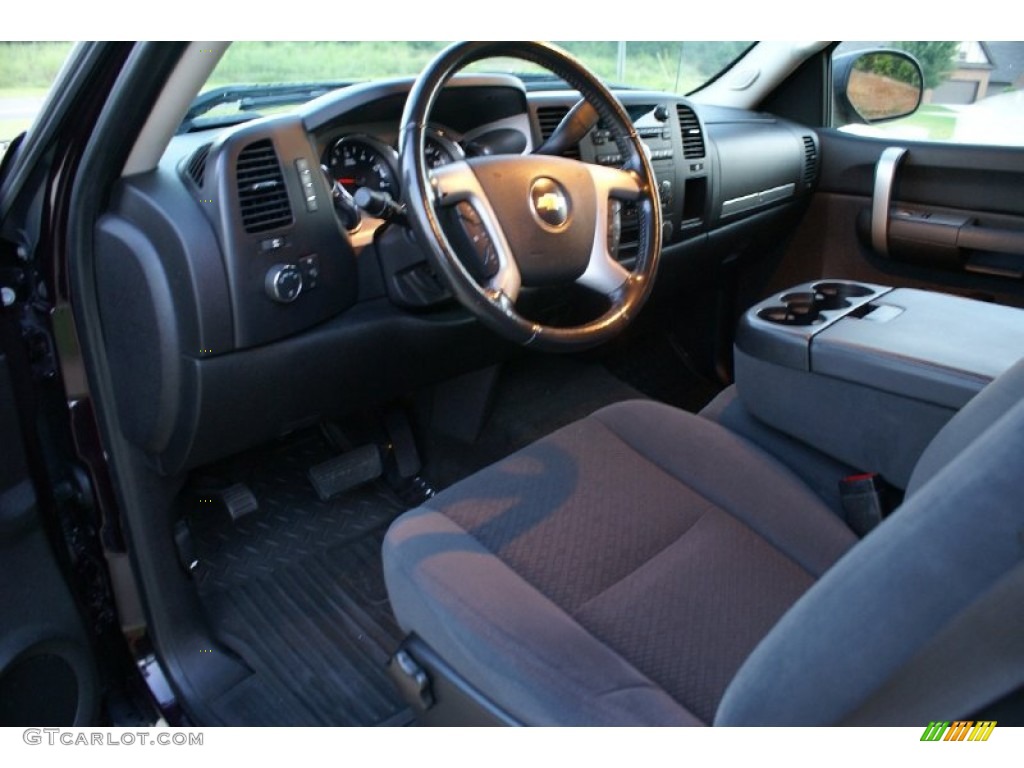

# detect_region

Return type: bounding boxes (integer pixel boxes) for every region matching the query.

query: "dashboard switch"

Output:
[299,254,321,289]
[265,263,304,303]
[261,236,288,252]
[659,179,673,206]
[296,158,319,212]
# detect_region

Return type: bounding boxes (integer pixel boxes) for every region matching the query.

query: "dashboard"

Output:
[93,73,820,475]
[322,124,518,200]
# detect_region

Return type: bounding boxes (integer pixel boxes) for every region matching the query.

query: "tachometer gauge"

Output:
[424,127,465,170]
[325,136,400,199]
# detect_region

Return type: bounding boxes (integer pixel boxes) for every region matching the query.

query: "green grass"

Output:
[0,43,74,141]
[892,104,957,140]
[0,42,75,88]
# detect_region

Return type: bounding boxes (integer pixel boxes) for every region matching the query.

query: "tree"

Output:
[893,41,960,90]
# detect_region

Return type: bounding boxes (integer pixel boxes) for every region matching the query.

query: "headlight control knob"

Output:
[265,263,303,303]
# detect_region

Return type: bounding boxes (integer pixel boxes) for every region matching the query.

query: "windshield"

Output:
[0,41,753,150]
[190,41,753,127]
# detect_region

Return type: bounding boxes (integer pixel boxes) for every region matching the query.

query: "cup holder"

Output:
[759,291,823,326]
[813,281,873,310]
[757,282,878,326]
[753,282,880,331]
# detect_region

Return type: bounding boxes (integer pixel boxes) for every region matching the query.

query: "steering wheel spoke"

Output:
[431,161,522,303]
[578,165,643,295]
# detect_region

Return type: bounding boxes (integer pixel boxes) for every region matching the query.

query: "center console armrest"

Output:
[734,280,1024,488]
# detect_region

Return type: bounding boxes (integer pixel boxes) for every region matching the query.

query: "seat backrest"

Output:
[715,357,1024,725]
[907,356,1024,496]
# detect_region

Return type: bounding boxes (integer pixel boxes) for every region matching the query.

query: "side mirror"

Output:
[833,50,924,125]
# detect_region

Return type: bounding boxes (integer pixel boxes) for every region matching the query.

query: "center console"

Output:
[734,280,1024,487]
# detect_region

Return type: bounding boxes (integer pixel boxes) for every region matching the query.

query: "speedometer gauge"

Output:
[424,127,465,170]
[325,136,400,199]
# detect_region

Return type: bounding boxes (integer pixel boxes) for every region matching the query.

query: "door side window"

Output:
[0,41,77,158]
[833,41,1024,147]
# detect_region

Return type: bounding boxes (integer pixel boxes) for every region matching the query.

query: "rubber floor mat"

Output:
[203,532,409,726]
[186,430,411,725]
[188,430,400,593]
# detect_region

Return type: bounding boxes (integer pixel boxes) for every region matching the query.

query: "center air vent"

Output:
[236,139,293,234]
[535,105,580,159]
[676,104,706,159]
[801,135,819,190]
[184,143,211,188]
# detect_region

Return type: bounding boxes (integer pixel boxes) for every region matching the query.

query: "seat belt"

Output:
[839,472,900,536]
[842,561,1024,725]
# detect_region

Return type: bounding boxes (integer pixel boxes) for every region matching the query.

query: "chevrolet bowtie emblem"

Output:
[535,192,567,214]
[530,178,570,229]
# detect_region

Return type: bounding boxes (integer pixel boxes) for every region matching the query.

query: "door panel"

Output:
[765,130,1024,308]
[0,344,99,726]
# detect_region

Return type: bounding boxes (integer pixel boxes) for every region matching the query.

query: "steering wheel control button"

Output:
[529,177,570,231]
[455,202,498,279]
[265,263,304,303]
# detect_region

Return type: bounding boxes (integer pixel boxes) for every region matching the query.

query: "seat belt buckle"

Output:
[839,472,890,536]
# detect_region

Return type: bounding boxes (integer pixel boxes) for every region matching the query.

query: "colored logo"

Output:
[920,721,997,741]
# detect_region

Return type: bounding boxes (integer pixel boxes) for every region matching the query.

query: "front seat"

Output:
[382,358,1024,725]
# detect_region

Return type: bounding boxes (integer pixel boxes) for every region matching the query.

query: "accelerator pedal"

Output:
[308,444,383,501]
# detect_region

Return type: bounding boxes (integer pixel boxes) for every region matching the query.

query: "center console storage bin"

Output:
[735,280,1024,488]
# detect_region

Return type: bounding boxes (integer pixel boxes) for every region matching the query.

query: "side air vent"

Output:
[535,105,580,160]
[801,135,819,189]
[676,104,706,159]
[236,139,293,234]
[184,143,211,187]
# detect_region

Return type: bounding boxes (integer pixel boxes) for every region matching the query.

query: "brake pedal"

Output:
[193,482,259,521]
[308,444,383,500]
[217,483,259,520]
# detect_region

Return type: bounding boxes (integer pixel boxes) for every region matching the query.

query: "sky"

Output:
[3,1,1006,42]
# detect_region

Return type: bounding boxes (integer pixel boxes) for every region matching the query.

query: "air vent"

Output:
[236,139,293,234]
[676,104,705,159]
[184,143,211,187]
[801,135,819,189]
[535,106,580,160]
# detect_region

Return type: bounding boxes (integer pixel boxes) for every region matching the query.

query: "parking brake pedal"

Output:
[308,444,382,501]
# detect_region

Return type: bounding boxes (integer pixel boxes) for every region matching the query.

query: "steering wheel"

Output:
[399,41,662,352]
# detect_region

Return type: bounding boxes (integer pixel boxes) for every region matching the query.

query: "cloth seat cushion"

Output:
[383,399,858,725]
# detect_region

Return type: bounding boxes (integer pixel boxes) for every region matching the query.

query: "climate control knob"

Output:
[265,263,303,303]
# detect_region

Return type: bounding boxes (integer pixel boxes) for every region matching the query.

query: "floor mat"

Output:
[202,532,409,726]
[186,430,410,726]
[420,355,645,490]
[188,430,400,593]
